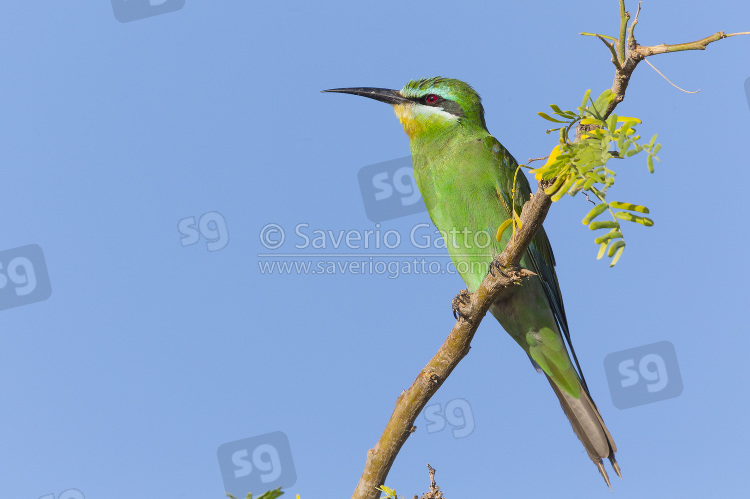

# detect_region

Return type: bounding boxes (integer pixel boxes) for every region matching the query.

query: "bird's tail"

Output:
[546,375,621,489]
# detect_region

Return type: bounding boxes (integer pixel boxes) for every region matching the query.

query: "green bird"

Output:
[324,77,621,488]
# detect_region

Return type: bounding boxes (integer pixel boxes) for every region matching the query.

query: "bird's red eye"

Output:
[426,94,439,104]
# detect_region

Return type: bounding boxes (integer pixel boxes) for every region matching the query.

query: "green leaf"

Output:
[551,175,578,202]
[256,489,284,499]
[594,229,623,244]
[544,174,568,196]
[580,117,604,126]
[377,486,398,499]
[538,112,568,123]
[606,114,617,134]
[609,201,649,213]
[541,169,558,181]
[607,239,625,258]
[583,176,599,190]
[576,162,595,174]
[582,202,609,224]
[580,89,592,111]
[597,242,608,260]
[614,211,654,226]
[571,177,586,191]
[591,89,614,116]
[589,220,620,230]
[610,243,626,266]
[550,104,575,118]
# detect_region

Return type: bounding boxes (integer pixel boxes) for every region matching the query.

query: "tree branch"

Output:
[604,1,748,117]
[351,3,747,498]
[638,30,749,56]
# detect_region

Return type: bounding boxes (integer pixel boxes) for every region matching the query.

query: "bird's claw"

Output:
[487,258,508,278]
[452,289,471,320]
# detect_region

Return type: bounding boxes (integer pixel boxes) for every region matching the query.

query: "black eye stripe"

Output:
[408,94,465,118]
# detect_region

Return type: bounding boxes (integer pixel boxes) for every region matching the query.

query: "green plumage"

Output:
[324,76,621,488]
[403,78,581,396]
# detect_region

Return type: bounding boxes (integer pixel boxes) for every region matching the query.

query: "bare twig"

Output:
[416,464,444,499]
[597,34,623,70]
[627,2,641,43]
[527,156,549,163]
[580,32,618,42]
[638,31,749,56]
[643,59,700,93]
[617,0,630,63]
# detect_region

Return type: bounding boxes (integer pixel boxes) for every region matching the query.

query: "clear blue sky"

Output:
[2,2,748,498]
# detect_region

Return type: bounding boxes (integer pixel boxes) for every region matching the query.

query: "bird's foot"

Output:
[488,258,528,285]
[487,258,508,278]
[452,289,471,320]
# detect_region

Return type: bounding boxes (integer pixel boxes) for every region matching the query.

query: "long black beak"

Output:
[321,87,411,106]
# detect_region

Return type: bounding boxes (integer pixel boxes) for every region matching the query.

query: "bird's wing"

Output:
[485,136,590,393]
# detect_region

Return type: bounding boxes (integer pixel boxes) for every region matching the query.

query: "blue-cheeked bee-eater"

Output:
[324,78,621,488]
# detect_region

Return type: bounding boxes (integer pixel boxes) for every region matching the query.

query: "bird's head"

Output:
[323,77,487,140]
